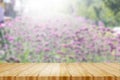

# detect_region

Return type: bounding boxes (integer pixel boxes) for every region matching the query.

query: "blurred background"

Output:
[0,0,120,63]
[1,0,120,27]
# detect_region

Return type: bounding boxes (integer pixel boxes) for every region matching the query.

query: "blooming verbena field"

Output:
[0,16,120,63]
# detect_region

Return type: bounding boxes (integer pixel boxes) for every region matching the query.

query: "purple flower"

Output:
[62,44,69,48]
[98,21,105,26]
[115,53,120,57]
[3,44,9,49]
[108,42,116,52]
[44,48,50,52]
[6,36,15,42]
[0,16,120,62]
[88,44,95,49]
[0,23,6,28]
[57,51,64,55]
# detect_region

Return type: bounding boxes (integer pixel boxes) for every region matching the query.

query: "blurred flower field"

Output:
[0,16,120,63]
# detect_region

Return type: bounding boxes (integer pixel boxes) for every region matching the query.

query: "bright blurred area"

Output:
[0,0,120,63]
[1,0,120,27]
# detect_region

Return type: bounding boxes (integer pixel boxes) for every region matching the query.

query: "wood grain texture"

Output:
[0,63,119,80]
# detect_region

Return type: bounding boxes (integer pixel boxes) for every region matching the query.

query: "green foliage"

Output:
[103,0,120,26]
[75,0,120,27]
[20,49,30,63]
[103,0,120,15]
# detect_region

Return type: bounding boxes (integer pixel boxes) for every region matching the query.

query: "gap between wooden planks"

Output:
[0,63,120,80]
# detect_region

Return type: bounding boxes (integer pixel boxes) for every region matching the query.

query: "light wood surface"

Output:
[0,63,120,80]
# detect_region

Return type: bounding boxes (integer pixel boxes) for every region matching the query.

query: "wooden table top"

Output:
[0,63,120,80]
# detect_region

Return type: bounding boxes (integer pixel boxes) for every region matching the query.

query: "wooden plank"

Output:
[49,63,60,80]
[60,63,70,80]
[93,63,120,80]
[0,63,34,80]
[67,63,92,80]
[0,63,20,73]
[80,63,116,80]
[38,63,60,80]
[75,63,93,80]
[104,63,120,70]
[0,63,119,80]
[18,63,47,80]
